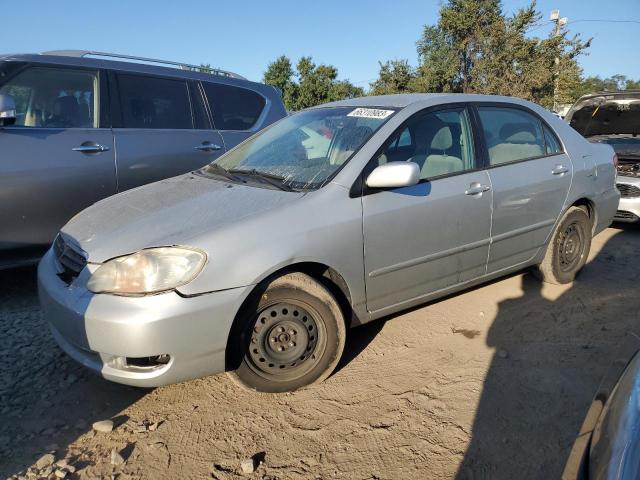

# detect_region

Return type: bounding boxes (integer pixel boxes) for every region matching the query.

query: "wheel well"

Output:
[224,262,355,371]
[571,198,596,231]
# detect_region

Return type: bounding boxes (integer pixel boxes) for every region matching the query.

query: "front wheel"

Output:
[228,272,346,393]
[535,206,592,284]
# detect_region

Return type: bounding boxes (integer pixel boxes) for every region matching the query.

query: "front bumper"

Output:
[615,176,640,223]
[37,248,253,387]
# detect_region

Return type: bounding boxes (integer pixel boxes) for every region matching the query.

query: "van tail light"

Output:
[613,153,619,169]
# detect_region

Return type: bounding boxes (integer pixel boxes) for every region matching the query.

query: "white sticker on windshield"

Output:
[347,108,394,119]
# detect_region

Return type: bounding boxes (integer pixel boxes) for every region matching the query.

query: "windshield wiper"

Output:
[198,163,246,182]
[228,168,296,192]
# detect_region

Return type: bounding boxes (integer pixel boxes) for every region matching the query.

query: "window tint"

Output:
[375,108,476,180]
[202,82,265,130]
[477,107,545,165]
[0,67,98,128]
[543,125,562,154]
[117,74,192,129]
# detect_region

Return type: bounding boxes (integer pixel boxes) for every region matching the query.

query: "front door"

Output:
[112,73,225,192]
[362,106,492,314]
[0,65,116,260]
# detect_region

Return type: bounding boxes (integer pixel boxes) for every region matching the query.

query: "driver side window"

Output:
[375,108,476,180]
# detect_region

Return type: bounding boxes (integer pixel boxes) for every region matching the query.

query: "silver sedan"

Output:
[38,94,620,392]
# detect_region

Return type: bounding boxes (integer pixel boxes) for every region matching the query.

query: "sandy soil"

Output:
[1,225,639,480]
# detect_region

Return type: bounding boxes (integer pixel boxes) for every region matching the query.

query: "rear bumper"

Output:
[37,248,253,387]
[615,177,640,223]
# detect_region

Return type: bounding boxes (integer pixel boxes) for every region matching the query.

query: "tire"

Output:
[228,272,346,393]
[535,206,592,284]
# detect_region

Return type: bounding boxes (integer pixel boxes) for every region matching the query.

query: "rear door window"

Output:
[477,107,546,165]
[202,82,265,130]
[0,66,98,128]
[117,74,193,129]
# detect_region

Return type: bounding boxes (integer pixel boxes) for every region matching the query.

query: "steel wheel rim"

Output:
[246,301,326,382]
[557,221,585,273]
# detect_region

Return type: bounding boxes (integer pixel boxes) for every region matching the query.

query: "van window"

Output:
[477,107,545,165]
[117,74,193,129]
[0,67,98,128]
[202,82,265,130]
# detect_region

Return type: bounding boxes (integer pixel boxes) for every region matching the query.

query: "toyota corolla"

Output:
[38,94,619,392]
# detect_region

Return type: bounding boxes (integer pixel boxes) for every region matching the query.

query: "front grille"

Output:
[53,235,87,283]
[617,183,640,198]
[614,210,639,222]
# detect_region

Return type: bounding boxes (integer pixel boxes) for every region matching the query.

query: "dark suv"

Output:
[0,50,286,268]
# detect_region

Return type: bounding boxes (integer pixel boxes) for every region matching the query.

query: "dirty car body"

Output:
[38,94,619,390]
[565,91,640,223]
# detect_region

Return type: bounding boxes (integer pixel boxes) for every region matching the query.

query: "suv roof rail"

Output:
[41,50,246,80]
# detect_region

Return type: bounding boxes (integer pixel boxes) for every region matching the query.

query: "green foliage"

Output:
[373,0,594,108]
[369,60,419,95]
[263,55,364,111]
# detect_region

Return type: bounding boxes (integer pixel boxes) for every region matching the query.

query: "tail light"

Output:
[613,153,619,169]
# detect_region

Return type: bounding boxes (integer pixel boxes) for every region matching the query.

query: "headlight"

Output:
[87,247,206,295]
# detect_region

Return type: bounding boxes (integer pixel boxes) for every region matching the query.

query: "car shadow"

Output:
[455,224,640,479]
[0,266,146,478]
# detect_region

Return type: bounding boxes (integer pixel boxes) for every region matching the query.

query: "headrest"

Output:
[53,96,79,118]
[413,117,445,150]
[499,122,537,144]
[430,126,452,150]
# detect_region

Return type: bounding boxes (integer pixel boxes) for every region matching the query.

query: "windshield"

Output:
[567,95,640,137]
[203,106,395,190]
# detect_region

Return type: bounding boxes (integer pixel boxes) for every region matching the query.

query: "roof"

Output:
[0,51,269,91]
[312,93,540,110]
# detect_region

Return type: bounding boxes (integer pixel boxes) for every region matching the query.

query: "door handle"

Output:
[195,142,222,152]
[465,183,491,196]
[551,165,569,175]
[72,143,109,154]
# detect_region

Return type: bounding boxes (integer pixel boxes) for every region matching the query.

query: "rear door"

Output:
[201,81,267,149]
[475,104,572,273]
[112,72,225,192]
[0,64,116,258]
[362,106,492,314]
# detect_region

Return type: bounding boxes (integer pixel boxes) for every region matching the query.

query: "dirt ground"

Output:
[1,225,639,480]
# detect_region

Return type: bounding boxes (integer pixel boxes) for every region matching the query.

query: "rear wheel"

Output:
[535,206,592,284]
[228,272,346,393]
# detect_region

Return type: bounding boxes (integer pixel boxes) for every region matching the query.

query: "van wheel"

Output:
[228,272,346,393]
[535,206,592,285]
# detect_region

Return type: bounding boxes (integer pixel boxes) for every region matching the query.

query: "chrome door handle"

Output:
[552,165,569,175]
[465,183,491,195]
[195,143,222,152]
[72,144,109,153]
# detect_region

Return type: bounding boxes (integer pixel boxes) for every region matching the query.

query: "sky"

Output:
[4,0,640,87]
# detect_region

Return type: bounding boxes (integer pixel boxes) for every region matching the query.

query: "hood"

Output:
[566,93,640,137]
[62,173,305,263]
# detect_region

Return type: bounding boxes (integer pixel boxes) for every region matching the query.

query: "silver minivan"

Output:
[0,50,286,268]
[38,94,619,393]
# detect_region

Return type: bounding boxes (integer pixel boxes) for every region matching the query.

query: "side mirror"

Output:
[0,93,16,126]
[366,161,420,189]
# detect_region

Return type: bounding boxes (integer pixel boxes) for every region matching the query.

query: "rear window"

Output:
[202,82,265,130]
[117,74,193,129]
[567,96,640,137]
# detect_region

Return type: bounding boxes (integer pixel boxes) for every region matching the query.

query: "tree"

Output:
[263,55,363,111]
[372,0,590,108]
[369,60,418,95]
